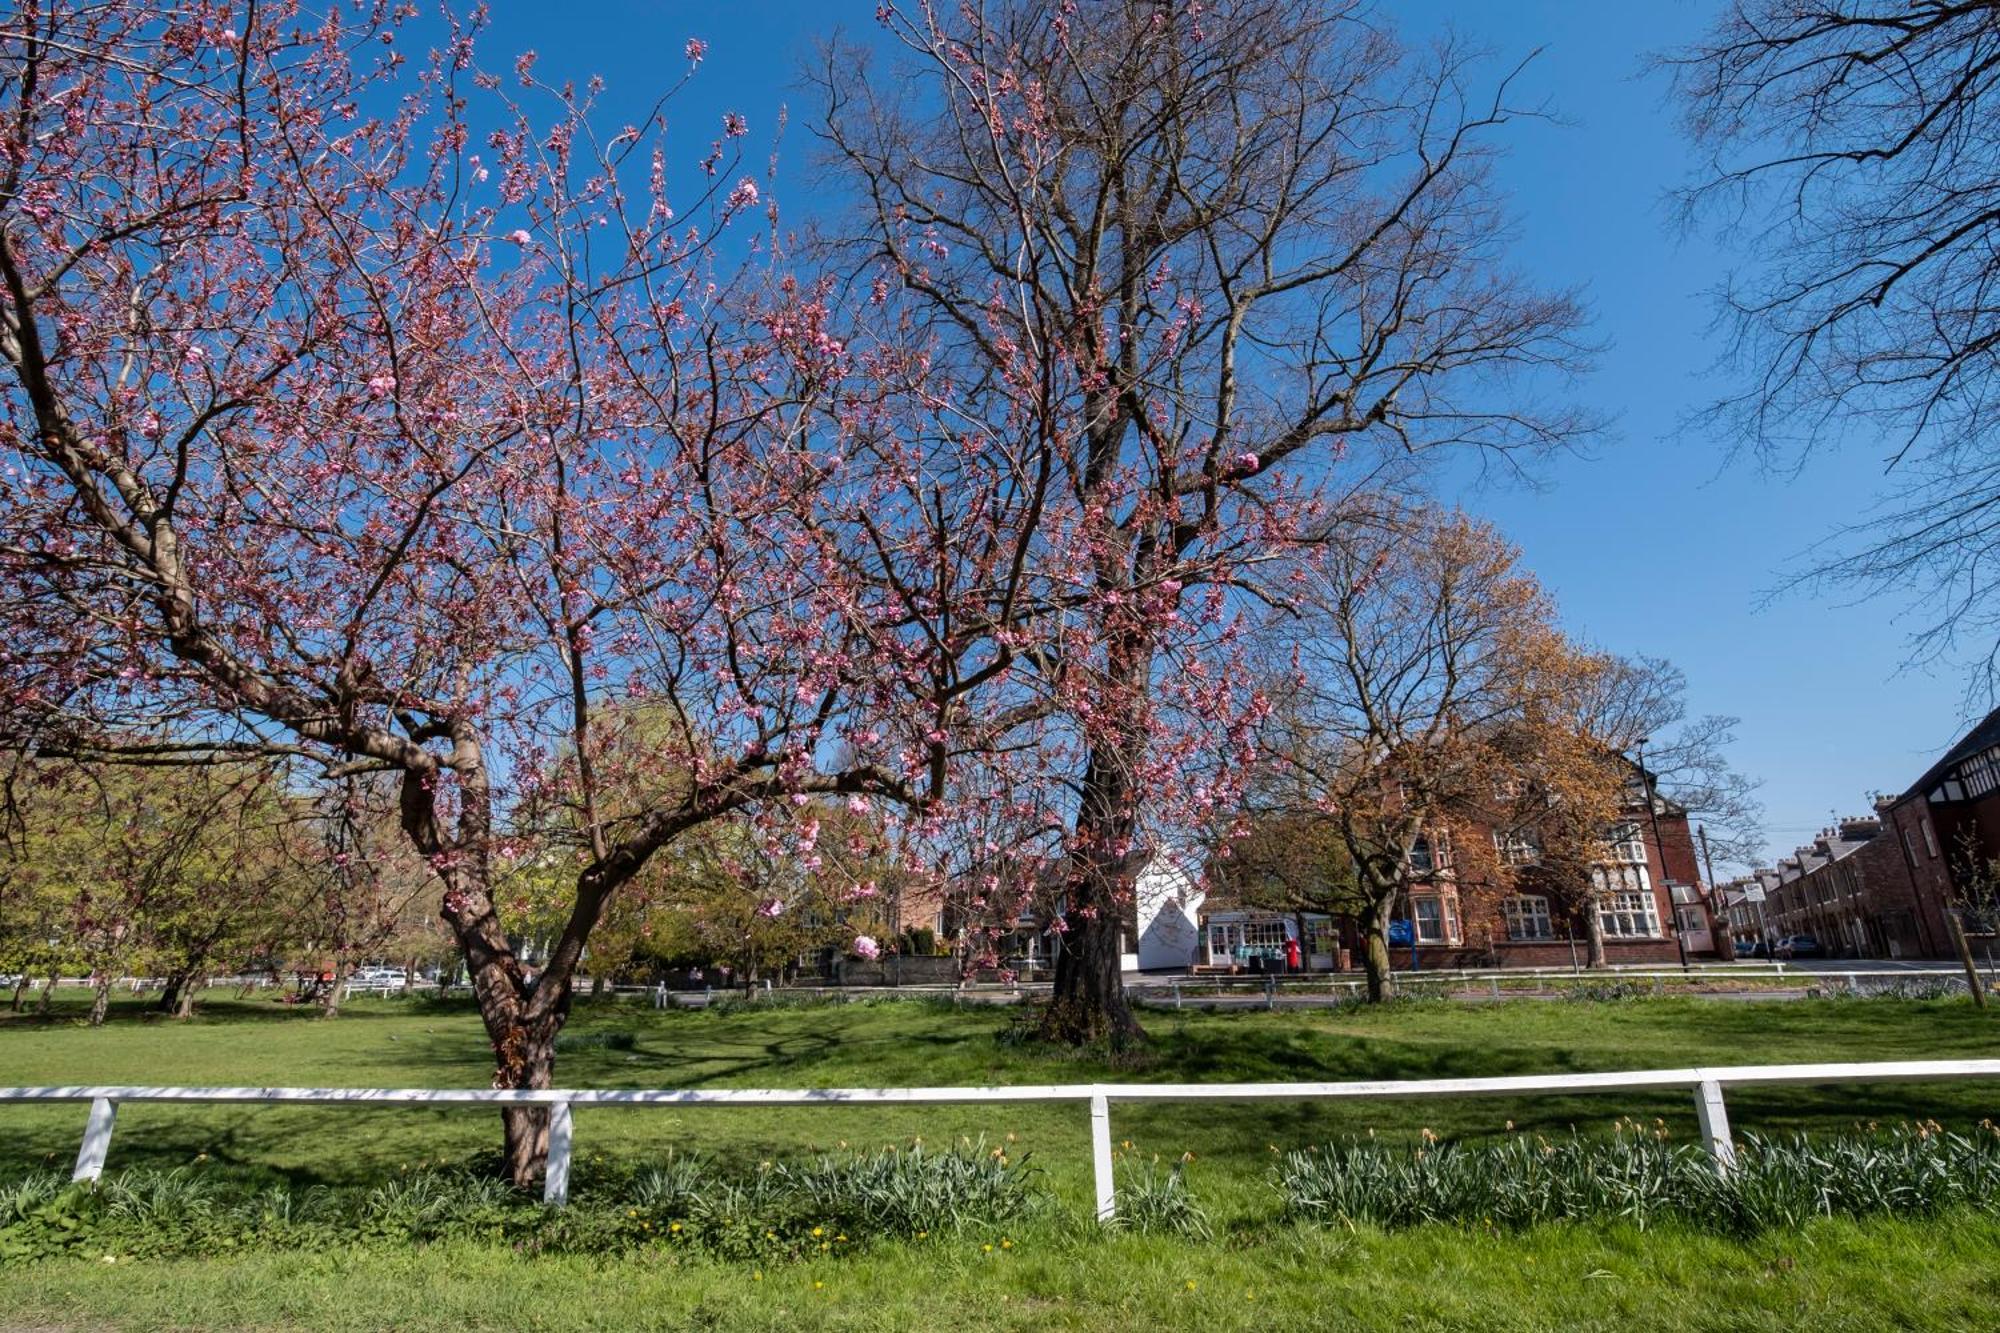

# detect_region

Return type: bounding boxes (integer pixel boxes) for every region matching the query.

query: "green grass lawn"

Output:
[3,990,1998,1331]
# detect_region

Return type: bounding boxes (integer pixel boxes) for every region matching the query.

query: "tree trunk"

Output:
[1584,904,1608,970]
[1042,905,1141,1046]
[87,974,112,1027]
[318,956,352,1019]
[1039,738,1147,1046]
[1361,908,1393,1003]
[36,964,58,1015]
[156,973,186,1015]
[9,972,28,1012]
[174,976,199,1019]
[1948,910,1988,1011]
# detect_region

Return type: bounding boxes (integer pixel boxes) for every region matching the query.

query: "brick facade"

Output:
[1735,708,2000,960]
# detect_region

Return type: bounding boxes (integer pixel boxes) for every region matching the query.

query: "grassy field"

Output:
[2,989,1997,1331]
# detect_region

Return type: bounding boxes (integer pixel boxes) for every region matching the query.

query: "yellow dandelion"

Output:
[1184,1280,1197,1292]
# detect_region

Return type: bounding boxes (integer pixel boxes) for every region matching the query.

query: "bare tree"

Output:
[1667,3,2000,689]
[819,0,1594,1042]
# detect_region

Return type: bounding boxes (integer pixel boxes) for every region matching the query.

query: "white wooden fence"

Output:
[7,1058,1998,1219]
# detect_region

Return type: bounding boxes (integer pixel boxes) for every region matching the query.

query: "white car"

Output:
[350,967,408,987]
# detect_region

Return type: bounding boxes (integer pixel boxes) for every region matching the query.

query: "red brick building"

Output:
[1726,709,2000,959]
[1367,764,1716,970]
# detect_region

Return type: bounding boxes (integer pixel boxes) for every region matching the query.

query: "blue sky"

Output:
[470,1,1982,864]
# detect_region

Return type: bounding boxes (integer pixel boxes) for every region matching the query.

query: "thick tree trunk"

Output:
[1039,721,1150,1047]
[9,973,29,1012]
[1584,905,1608,970]
[1042,904,1141,1046]
[1361,909,1393,1003]
[174,976,198,1019]
[87,974,112,1027]
[36,965,58,1015]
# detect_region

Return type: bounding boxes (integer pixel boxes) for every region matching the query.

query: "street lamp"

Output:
[1633,737,1691,972]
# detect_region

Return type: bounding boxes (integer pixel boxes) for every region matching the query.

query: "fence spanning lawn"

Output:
[3,991,1998,1331]
[12,1057,1999,1214]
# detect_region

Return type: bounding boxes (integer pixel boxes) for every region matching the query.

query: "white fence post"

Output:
[543,1101,574,1206]
[1089,1090,1116,1223]
[73,1096,117,1182]
[1693,1078,1736,1174]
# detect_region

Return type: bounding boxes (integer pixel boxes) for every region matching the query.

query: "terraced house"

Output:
[1724,710,2000,960]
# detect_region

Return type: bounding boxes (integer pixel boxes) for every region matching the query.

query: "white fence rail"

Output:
[7,1058,1998,1219]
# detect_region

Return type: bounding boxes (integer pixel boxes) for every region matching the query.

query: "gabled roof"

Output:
[1901,706,2000,802]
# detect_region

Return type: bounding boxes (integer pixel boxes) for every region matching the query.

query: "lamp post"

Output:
[1634,737,1690,972]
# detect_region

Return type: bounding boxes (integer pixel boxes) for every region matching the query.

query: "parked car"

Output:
[350,967,408,987]
[1774,935,1823,960]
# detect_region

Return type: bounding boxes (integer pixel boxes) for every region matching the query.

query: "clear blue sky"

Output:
[471,1,1982,865]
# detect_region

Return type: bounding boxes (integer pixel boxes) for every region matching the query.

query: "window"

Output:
[1609,823,1646,864]
[1901,826,1919,869]
[1492,829,1541,867]
[1922,818,1939,859]
[1598,890,1661,939]
[1504,894,1554,941]
[1410,893,1460,944]
[1960,746,2000,799]
[1407,831,1454,875]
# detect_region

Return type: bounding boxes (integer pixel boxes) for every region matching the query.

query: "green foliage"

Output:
[1278,1121,2000,1234]
[1114,1160,1213,1240]
[0,1139,1045,1268]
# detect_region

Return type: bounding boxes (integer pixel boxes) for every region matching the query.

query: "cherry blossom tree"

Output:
[818,0,1595,1043]
[0,2,956,1184]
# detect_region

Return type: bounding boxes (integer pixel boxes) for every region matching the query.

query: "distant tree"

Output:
[0,758,298,1022]
[1667,2,2000,689]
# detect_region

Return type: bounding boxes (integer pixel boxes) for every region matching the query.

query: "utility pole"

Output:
[1698,824,1733,961]
[1636,739,1689,971]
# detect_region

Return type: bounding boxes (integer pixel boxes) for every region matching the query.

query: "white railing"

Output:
[7,1058,1997,1219]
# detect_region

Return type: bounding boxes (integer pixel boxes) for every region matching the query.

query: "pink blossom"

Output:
[755,897,784,919]
[723,112,747,138]
[852,934,881,961]
[684,37,707,63]
[505,228,532,245]
[726,178,759,210]
[365,373,397,399]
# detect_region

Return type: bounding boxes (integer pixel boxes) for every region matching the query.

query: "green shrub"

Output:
[1114,1159,1212,1240]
